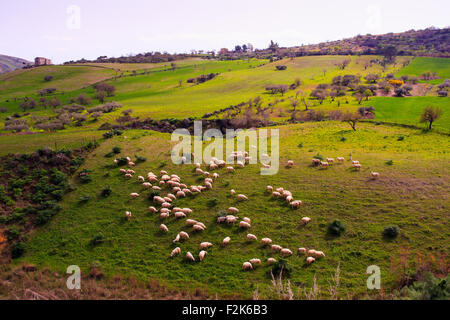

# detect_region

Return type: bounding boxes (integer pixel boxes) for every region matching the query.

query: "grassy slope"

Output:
[19,122,449,298]
[396,57,450,84]
[364,96,450,133]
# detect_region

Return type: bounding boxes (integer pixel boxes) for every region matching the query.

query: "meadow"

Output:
[0,55,449,299]
[17,122,449,298]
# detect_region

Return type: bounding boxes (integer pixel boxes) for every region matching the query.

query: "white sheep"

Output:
[186,252,195,262]
[230,189,236,195]
[261,238,272,246]
[160,208,171,214]
[312,158,321,166]
[249,258,262,266]
[314,251,325,258]
[272,191,281,198]
[138,176,145,182]
[213,173,219,180]
[148,206,158,213]
[186,219,198,226]
[170,247,181,257]
[193,224,205,232]
[153,196,165,204]
[195,163,201,168]
[128,162,135,167]
[242,262,253,271]
[125,211,132,220]
[182,208,193,215]
[199,250,207,262]
[120,169,127,174]
[352,160,360,165]
[281,248,293,257]
[271,244,282,252]
[160,170,168,175]
[306,257,315,265]
[298,247,307,255]
[371,172,380,179]
[326,158,334,164]
[226,166,235,173]
[308,249,317,257]
[266,186,273,192]
[174,212,187,219]
[222,237,231,246]
[337,157,345,162]
[353,163,362,170]
[125,174,133,179]
[195,168,204,175]
[239,221,251,229]
[243,217,251,224]
[287,160,294,167]
[127,170,135,175]
[200,242,213,250]
[267,258,277,265]
[290,200,302,209]
[130,193,140,198]
[237,194,248,201]
[176,191,186,198]
[228,207,239,214]
[162,202,172,208]
[142,182,152,188]
[160,224,169,233]
[246,234,257,241]
[226,215,238,224]
[301,217,312,225]
[152,186,162,191]
[179,231,189,240]
[320,161,329,168]
[160,212,170,219]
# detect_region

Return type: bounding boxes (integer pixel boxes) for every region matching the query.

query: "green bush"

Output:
[206,198,219,208]
[11,242,25,259]
[7,226,21,241]
[400,273,449,300]
[328,219,346,236]
[112,147,122,154]
[383,225,399,238]
[385,159,394,166]
[90,234,105,246]
[101,186,112,197]
[269,259,292,278]
[116,157,128,166]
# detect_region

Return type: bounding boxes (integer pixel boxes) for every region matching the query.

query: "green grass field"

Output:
[364,96,450,133]
[1,55,449,299]
[17,122,449,298]
[396,57,450,84]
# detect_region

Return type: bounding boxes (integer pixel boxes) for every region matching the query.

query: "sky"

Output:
[0,0,448,64]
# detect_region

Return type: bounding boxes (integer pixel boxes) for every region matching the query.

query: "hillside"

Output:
[0,54,31,74]
[0,54,448,300]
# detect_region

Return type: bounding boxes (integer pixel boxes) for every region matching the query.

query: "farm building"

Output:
[34,57,52,66]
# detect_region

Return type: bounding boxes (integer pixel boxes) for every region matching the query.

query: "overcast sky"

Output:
[1,0,448,64]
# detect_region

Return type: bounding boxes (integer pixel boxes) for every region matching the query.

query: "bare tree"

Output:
[420,106,443,130]
[342,112,362,131]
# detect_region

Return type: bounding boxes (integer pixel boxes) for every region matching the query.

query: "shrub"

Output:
[206,198,219,208]
[275,65,287,71]
[101,186,112,198]
[400,273,449,300]
[383,225,399,238]
[44,75,53,82]
[116,157,128,166]
[11,242,25,259]
[269,259,292,278]
[112,147,122,154]
[385,160,394,166]
[90,234,105,246]
[135,155,146,163]
[7,226,21,241]
[328,219,346,236]
[397,136,405,141]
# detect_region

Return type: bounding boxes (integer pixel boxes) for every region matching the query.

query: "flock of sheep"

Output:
[114,151,380,272]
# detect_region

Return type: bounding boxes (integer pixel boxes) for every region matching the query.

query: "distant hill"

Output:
[0,54,32,74]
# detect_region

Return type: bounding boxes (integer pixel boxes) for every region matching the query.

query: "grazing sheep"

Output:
[200,242,213,250]
[193,224,205,232]
[160,212,170,219]
[230,189,236,195]
[125,174,133,179]
[228,207,239,214]
[173,187,181,193]
[286,195,294,203]
[276,187,284,193]
[159,181,166,187]
[195,168,204,175]
[243,217,251,224]
[176,191,186,198]
[173,234,180,243]
[213,173,219,180]
[160,208,171,214]
[161,175,170,181]
[203,171,210,177]
[186,219,198,226]
[125,211,132,220]
[195,163,201,168]
[153,196,165,204]
[182,208,193,215]
[181,156,187,164]
[205,182,213,189]
[301,217,312,225]
[239,221,251,229]
[242,262,253,271]
[152,186,162,191]
[186,252,195,262]
[267,258,276,265]
[199,250,207,261]
[160,224,169,233]
[371,172,380,179]
[167,193,176,200]
[196,222,206,229]
[126,157,131,162]
[266,186,273,192]
[314,251,325,258]
[226,166,235,173]
[142,182,152,188]
[138,176,145,182]
[352,160,360,165]
[236,161,245,168]
[290,200,302,209]
[222,237,231,246]
[298,247,307,255]
[272,191,281,198]
[148,176,158,183]
[120,169,127,174]
[162,202,172,208]
[308,249,317,257]
[326,158,334,164]
[160,170,168,175]
[148,206,157,213]
[174,212,187,219]
[312,158,321,166]
[320,161,329,168]
[128,162,135,167]
[287,160,294,167]
[271,244,282,252]
[282,190,292,198]
[237,194,248,201]
[179,231,189,240]
[170,247,181,257]
[217,216,226,224]
[261,238,273,246]
[226,215,238,224]
[353,163,362,170]
[337,157,345,162]
[246,234,257,241]
[249,258,262,266]
[281,248,293,257]
[306,257,315,265]
[130,193,140,198]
